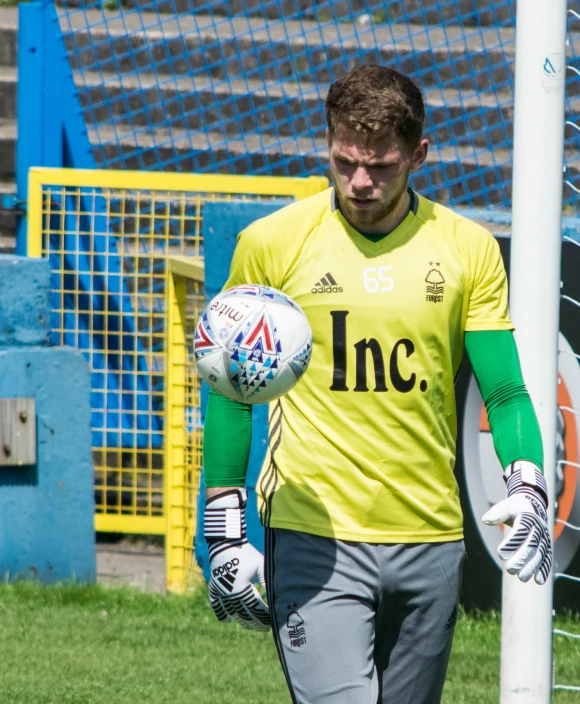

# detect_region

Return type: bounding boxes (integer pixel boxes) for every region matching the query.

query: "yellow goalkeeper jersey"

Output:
[224,188,513,542]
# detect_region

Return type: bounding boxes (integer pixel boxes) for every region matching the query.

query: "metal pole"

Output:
[505,0,567,701]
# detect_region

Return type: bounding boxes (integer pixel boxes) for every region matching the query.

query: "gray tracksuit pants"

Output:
[265,528,465,704]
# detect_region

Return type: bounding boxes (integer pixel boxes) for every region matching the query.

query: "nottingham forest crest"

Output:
[425,263,445,303]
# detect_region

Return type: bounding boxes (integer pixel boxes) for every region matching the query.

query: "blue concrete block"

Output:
[0,256,51,347]
[202,200,288,300]
[0,346,96,583]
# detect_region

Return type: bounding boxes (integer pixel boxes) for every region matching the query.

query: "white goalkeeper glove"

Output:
[204,488,271,632]
[482,460,552,585]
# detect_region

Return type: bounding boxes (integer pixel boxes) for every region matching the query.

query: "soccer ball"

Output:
[194,285,313,404]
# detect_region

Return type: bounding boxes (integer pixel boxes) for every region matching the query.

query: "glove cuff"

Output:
[204,488,248,560]
[504,460,549,508]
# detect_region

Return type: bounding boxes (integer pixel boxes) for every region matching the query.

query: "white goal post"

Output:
[505,0,567,701]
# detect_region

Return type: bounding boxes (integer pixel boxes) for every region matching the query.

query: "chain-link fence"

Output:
[56,0,528,209]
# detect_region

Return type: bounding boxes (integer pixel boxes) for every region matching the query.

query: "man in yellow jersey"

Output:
[202,65,552,703]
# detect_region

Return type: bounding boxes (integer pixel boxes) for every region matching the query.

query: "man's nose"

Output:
[351,166,372,190]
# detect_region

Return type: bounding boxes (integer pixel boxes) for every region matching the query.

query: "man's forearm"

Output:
[203,388,253,488]
[465,329,543,470]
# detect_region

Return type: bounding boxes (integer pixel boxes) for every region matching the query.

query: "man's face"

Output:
[328,125,428,232]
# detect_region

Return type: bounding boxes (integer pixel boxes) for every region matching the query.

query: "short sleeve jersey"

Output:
[224,188,513,543]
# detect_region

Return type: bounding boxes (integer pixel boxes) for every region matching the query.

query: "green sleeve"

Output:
[202,388,252,487]
[464,330,543,471]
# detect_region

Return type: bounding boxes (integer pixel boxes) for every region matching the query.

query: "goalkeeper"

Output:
[202,65,551,704]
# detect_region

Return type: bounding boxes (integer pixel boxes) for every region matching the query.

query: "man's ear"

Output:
[326,128,332,152]
[410,139,429,172]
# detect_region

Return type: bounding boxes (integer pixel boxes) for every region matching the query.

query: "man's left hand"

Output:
[482,460,552,585]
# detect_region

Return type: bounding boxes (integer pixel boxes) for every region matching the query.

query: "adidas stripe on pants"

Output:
[265,528,465,704]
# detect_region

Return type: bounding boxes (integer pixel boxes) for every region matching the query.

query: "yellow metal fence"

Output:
[165,255,204,592]
[27,167,328,592]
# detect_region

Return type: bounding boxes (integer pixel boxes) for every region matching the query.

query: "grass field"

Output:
[0,582,579,703]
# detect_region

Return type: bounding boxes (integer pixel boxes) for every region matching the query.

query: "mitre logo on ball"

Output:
[194,285,313,403]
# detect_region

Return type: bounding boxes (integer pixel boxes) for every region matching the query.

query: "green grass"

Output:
[0,582,578,703]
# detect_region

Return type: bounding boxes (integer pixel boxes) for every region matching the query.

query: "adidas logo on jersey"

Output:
[311,272,343,294]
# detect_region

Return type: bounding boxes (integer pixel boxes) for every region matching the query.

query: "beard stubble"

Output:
[333,171,410,232]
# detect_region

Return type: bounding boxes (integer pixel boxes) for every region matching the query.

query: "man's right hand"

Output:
[204,488,271,631]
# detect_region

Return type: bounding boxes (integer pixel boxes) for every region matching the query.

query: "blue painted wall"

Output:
[0,256,51,346]
[0,256,95,583]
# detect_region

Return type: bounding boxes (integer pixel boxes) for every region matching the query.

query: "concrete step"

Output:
[1,112,577,208]
[0,4,519,73]
[0,8,17,68]
[0,180,17,254]
[0,67,16,121]
[67,71,517,150]
[9,7,580,96]
[61,11,518,92]
[75,72,516,149]
[0,10,17,252]
[85,123,580,206]
[59,0,516,27]
[3,66,517,150]
[2,114,513,206]
[0,119,15,179]
[88,122,517,204]
[1,57,578,151]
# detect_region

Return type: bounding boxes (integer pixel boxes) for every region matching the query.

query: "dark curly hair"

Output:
[325,65,425,150]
